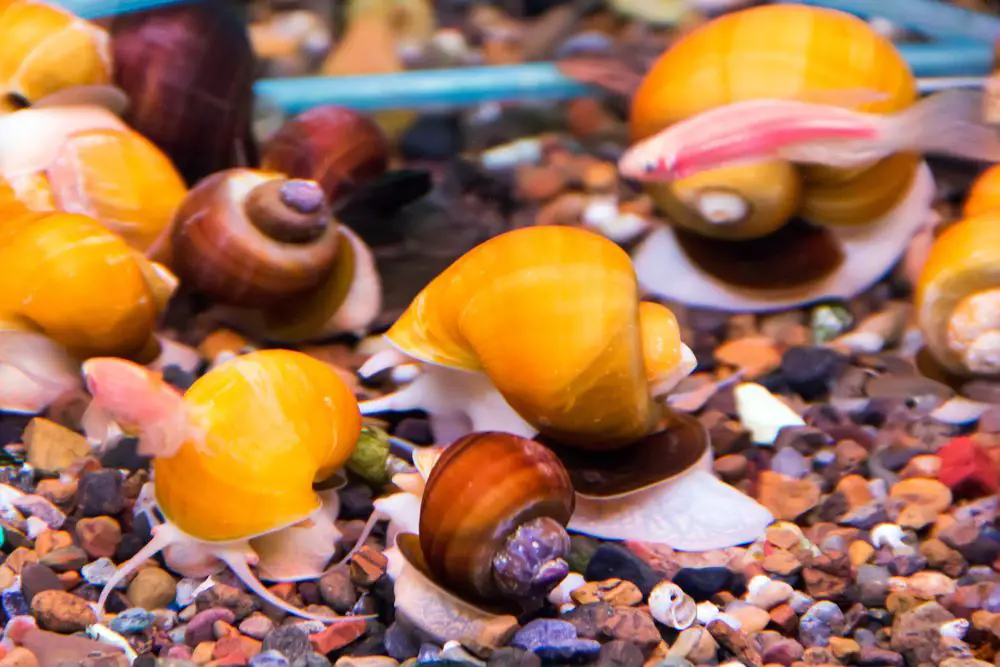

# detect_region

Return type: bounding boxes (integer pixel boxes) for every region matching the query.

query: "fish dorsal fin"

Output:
[787,88,891,109]
[31,85,131,116]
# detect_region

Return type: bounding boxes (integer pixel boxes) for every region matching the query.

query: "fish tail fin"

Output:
[889,89,1000,162]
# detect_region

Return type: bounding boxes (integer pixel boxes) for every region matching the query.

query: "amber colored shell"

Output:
[260,106,389,203]
[916,213,1000,377]
[169,168,342,308]
[0,209,173,362]
[964,166,1000,218]
[0,105,187,253]
[154,349,362,543]
[0,0,112,111]
[630,4,918,237]
[638,301,684,387]
[418,432,574,605]
[385,225,669,449]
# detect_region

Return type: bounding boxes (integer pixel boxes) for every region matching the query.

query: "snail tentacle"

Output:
[96,522,186,620]
[492,516,571,601]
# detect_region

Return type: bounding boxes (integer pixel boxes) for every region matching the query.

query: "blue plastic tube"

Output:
[782,0,1000,43]
[254,40,996,114]
[55,0,197,19]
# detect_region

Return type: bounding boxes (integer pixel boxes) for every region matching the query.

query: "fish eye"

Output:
[645,161,657,173]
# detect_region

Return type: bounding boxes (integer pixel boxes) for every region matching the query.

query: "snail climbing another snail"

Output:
[0,206,177,414]
[81,349,373,623]
[626,4,936,311]
[386,432,576,646]
[165,168,382,342]
[360,225,773,552]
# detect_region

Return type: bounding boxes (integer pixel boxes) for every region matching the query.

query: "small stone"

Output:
[0,647,39,667]
[762,551,802,577]
[318,567,358,613]
[334,658,398,667]
[890,601,955,665]
[850,540,875,567]
[585,544,660,596]
[250,651,290,667]
[109,607,154,634]
[307,621,366,655]
[858,647,905,666]
[240,613,275,640]
[81,558,118,586]
[747,579,794,610]
[570,579,642,607]
[761,637,804,665]
[802,566,848,602]
[937,437,999,499]
[889,478,952,515]
[13,495,65,529]
[757,471,821,520]
[714,454,748,482]
[186,607,236,647]
[196,582,256,619]
[75,517,122,559]
[770,447,810,479]
[707,619,762,666]
[672,567,738,602]
[920,539,967,578]
[716,337,782,379]
[511,619,576,651]
[30,589,97,632]
[562,602,614,639]
[939,520,1000,565]
[20,563,63,604]
[383,622,417,662]
[799,601,845,648]
[595,640,643,667]
[781,346,847,400]
[23,418,90,473]
[829,637,861,662]
[127,567,176,610]
[76,470,125,517]
[349,545,387,588]
[486,647,540,667]
[38,546,87,572]
[602,607,660,651]
[727,603,770,633]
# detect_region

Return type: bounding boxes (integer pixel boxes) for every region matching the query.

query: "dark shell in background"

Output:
[107,0,258,185]
[672,218,846,290]
[537,410,709,497]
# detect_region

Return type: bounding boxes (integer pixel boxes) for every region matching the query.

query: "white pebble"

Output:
[871,523,906,550]
[547,572,586,606]
[734,382,806,445]
[81,558,120,586]
[696,601,720,625]
[746,578,794,610]
[940,618,970,639]
[649,581,696,630]
[714,612,742,631]
[24,516,48,539]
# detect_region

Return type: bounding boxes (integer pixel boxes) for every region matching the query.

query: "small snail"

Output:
[168,168,382,342]
[260,106,390,204]
[83,350,371,622]
[361,226,773,550]
[0,101,188,254]
[388,432,575,645]
[916,210,1000,378]
[627,4,935,310]
[0,0,112,113]
[0,208,177,414]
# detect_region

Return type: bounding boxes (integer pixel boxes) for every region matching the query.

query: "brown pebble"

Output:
[191,641,215,665]
[349,545,387,587]
[763,551,803,577]
[571,579,642,607]
[127,567,177,610]
[34,479,77,508]
[920,539,968,578]
[0,648,39,667]
[849,541,875,567]
[715,454,749,482]
[309,620,367,654]
[33,530,72,558]
[30,590,96,633]
[75,517,122,559]
[23,418,90,473]
[602,607,660,651]
[769,603,799,634]
[758,471,822,520]
[715,336,782,379]
[707,619,762,666]
[890,478,952,514]
[39,546,87,573]
[6,548,38,575]
[835,475,874,509]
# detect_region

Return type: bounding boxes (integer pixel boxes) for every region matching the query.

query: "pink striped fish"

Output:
[619,88,1000,182]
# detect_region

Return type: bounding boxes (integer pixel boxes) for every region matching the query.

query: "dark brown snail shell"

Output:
[260,106,390,204]
[108,0,257,185]
[169,168,341,308]
[402,432,575,608]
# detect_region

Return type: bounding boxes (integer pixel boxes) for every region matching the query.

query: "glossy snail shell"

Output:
[169,168,341,308]
[155,349,362,542]
[0,103,188,253]
[0,0,112,112]
[916,212,1000,378]
[415,432,574,606]
[384,225,664,449]
[631,4,918,238]
[964,165,1000,218]
[260,106,389,203]
[0,209,175,362]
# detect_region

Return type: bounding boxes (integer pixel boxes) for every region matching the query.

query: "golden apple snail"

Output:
[81,349,373,623]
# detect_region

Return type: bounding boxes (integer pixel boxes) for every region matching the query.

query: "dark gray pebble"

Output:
[108,607,154,634]
[346,632,387,657]
[596,640,644,667]
[384,621,419,661]
[20,562,62,603]
[162,365,198,390]
[858,647,905,666]
[781,346,847,400]
[487,647,542,667]
[262,626,312,662]
[76,469,125,517]
[672,567,742,602]
[338,484,375,520]
[400,114,462,160]
[534,638,602,663]
[116,533,148,562]
[291,653,332,667]
[584,544,659,597]
[99,436,151,472]
[393,418,434,445]
[2,588,29,617]
[511,619,577,651]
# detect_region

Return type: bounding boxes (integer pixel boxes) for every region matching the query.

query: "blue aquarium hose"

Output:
[55,0,198,19]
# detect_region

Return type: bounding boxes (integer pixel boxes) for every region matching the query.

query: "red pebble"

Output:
[938,437,999,498]
[309,620,367,654]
